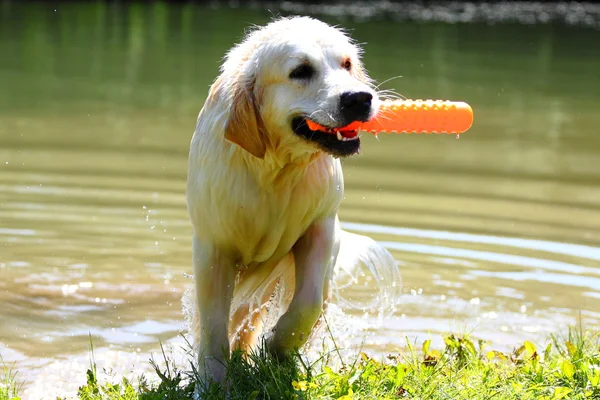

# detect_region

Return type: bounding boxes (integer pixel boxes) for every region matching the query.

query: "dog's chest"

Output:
[240,158,343,264]
[188,148,343,265]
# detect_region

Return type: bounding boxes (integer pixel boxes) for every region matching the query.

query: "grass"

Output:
[1,356,21,400]
[4,326,600,400]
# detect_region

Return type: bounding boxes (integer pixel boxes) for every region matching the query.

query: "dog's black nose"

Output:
[339,91,373,123]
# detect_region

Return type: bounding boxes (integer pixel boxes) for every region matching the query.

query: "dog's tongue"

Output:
[306,120,361,136]
[340,129,359,139]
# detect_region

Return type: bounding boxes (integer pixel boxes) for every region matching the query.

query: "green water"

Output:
[1,2,600,396]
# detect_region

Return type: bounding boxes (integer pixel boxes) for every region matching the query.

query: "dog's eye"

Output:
[343,59,352,71]
[289,64,315,80]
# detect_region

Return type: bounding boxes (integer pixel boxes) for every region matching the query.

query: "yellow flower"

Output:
[292,380,308,391]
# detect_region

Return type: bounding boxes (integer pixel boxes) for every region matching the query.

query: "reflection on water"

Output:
[1,1,600,397]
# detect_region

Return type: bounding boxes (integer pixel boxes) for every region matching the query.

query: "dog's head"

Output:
[214,16,378,160]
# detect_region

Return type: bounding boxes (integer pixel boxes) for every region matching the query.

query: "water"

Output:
[1,2,600,397]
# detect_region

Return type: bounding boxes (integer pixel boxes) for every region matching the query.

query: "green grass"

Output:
[6,327,600,399]
[1,356,21,400]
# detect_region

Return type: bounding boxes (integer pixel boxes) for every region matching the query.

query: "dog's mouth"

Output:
[291,117,361,157]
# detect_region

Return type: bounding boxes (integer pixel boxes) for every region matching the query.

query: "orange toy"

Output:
[307,99,474,135]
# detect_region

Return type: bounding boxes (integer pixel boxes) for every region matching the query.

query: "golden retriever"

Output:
[182,16,401,385]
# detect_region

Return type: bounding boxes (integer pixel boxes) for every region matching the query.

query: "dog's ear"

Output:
[223,77,268,159]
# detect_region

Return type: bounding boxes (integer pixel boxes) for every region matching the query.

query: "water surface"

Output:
[1,2,600,397]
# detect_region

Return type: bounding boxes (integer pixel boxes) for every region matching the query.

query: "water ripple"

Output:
[343,221,600,261]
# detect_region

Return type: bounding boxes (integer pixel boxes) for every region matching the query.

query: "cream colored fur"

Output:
[183,16,401,385]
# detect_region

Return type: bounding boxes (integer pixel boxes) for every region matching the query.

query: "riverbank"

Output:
[3,326,599,400]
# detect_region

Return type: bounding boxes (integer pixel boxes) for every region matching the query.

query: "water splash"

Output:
[181,227,402,367]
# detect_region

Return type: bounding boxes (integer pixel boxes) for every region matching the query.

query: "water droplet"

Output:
[456,134,460,140]
[520,305,527,313]
[336,185,340,191]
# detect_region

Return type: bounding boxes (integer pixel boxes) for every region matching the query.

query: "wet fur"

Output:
[183,16,401,384]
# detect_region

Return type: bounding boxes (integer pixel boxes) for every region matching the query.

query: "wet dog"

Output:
[183,16,401,384]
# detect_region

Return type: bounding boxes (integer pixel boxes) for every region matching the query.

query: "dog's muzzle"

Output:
[291,91,376,158]
[339,91,373,126]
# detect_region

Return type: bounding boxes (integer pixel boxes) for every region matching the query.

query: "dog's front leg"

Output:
[193,235,237,384]
[267,216,336,357]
